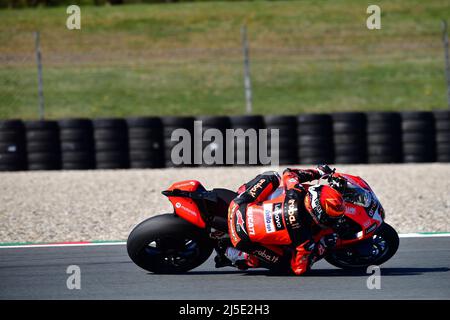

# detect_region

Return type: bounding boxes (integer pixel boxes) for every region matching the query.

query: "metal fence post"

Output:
[442,20,450,109]
[241,25,253,114]
[34,31,45,120]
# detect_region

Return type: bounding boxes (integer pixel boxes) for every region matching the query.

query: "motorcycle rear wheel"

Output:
[325,223,399,270]
[127,214,214,274]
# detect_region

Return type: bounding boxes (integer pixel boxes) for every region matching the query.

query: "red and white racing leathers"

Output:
[228,168,329,275]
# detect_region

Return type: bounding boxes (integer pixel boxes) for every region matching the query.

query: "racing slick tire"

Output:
[127,214,214,274]
[325,223,399,269]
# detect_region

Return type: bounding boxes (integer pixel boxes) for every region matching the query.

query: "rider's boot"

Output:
[213,235,259,269]
[214,252,233,268]
[214,237,234,268]
[223,247,259,270]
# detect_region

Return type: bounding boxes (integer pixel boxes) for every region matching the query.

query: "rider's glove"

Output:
[314,233,338,259]
[317,164,334,177]
[321,233,339,248]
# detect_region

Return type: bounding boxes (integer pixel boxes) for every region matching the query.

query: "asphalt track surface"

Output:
[0,237,449,300]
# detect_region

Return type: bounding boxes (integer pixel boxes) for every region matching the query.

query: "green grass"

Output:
[0,0,449,119]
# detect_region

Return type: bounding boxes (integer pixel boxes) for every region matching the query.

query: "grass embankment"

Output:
[0,0,448,119]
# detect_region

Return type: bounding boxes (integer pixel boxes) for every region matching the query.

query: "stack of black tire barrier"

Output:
[332,112,367,164]
[162,116,195,167]
[195,116,231,166]
[229,115,265,166]
[401,112,435,163]
[93,118,129,169]
[297,114,333,164]
[58,119,95,170]
[2,110,450,172]
[366,112,402,163]
[127,117,164,168]
[0,120,27,171]
[264,115,298,165]
[25,120,61,170]
[434,110,450,162]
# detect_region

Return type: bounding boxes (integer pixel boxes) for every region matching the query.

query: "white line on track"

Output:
[398,233,450,238]
[1,233,450,249]
[0,242,126,249]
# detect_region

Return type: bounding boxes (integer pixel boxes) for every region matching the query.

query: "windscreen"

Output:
[342,181,372,208]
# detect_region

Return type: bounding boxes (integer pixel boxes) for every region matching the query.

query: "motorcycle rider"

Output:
[216,164,346,275]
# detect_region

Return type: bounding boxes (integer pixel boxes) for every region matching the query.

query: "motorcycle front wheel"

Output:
[127,214,214,274]
[325,222,399,270]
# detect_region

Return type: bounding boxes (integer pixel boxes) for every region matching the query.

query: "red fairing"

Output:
[166,180,206,228]
[236,184,247,194]
[167,180,202,192]
[334,173,383,245]
[335,173,371,191]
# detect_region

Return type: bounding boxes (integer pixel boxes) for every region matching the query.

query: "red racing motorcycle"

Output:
[127,172,399,274]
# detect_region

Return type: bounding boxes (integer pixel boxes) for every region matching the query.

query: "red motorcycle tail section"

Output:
[167,180,202,192]
[165,180,206,228]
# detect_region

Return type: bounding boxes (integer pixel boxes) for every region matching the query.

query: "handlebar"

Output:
[325,171,348,193]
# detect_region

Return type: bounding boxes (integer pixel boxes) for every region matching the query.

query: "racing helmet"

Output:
[304,185,345,227]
